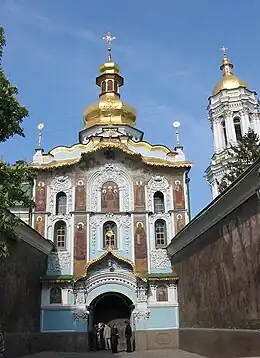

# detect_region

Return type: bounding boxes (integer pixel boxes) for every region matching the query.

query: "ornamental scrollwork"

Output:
[150,248,171,269]
[47,251,71,272]
[48,176,73,213]
[133,310,151,320]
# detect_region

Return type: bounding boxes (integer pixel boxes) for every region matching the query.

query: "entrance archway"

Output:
[90,292,134,352]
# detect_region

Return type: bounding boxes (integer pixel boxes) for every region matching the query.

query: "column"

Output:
[225,110,236,145]
[213,120,222,153]
[240,108,250,135]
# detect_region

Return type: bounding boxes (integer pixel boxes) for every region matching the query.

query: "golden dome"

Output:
[83,60,137,129]
[213,49,248,95]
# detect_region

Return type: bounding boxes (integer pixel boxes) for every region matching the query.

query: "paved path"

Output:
[21,350,206,358]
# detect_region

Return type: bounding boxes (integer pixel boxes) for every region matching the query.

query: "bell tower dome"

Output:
[205,47,260,199]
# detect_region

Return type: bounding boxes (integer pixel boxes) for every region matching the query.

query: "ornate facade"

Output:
[205,47,260,198]
[13,37,192,349]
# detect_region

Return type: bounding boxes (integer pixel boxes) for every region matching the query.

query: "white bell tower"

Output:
[205,47,260,199]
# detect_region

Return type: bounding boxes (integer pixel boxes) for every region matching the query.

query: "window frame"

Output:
[154,219,167,248]
[55,192,67,215]
[54,220,67,250]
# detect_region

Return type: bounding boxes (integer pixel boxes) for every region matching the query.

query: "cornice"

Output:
[168,158,260,259]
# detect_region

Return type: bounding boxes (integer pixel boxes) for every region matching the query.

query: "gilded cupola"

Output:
[213,47,248,95]
[83,32,137,129]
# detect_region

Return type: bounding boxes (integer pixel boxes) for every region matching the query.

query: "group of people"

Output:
[91,321,132,353]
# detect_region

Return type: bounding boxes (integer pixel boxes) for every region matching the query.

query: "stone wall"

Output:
[4,333,88,358]
[175,194,260,330]
[0,238,48,333]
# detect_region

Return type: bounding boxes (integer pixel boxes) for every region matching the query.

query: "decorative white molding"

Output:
[147,176,171,212]
[133,310,151,320]
[72,308,89,321]
[88,163,133,212]
[47,251,71,272]
[137,284,147,303]
[89,213,131,254]
[150,248,171,269]
[48,176,73,214]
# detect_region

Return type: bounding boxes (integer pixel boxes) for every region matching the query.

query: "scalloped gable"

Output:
[32,137,193,169]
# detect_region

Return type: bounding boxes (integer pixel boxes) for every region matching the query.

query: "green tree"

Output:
[218,129,260,193]
[0,27,35,257]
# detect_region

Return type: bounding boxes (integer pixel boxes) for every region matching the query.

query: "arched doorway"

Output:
[90,292,134,352]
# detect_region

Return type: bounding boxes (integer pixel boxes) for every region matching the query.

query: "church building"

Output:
[13,33,192,349]
[205,47,260,198]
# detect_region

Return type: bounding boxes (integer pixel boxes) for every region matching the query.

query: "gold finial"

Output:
[37,123,44,149]
[220,46,228,56]
[220,46,233,75]
[102,32,116,62]
[173,121,181,146]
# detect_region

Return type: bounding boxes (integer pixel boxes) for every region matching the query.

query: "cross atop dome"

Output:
[102,32,116,62]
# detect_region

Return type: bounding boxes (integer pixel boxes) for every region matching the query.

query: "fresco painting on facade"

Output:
[35,215,45,236]
[175,213,185,233]
[134,179,146,211]
[101,181,120,212]
[134,217,148,274]
[74,220,87,277]
[75,180,86,211]
[35,180,46,211]
[173,177,185,210]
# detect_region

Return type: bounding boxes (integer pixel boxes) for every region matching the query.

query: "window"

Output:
[156,285,168,302]
[101,181,119,212]
[56,192,67,215]
[101,81,106,93]
[155,219,166,248]
[103,221,117,249]
[50,287,62,304]
[107,80,113,92]
[221,120,228,147]
[234,117,242,142]
[153,191,165,213]
[54,221,66,249]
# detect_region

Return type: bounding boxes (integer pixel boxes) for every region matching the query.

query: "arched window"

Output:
[234,117,242,142]
[107,80,113,92]
[101,81,106,93]
[56,192,67,215]
[54,221,66,249]
[50,287,62,304]
[101,181,119,212]
[221,120,228,147]
[156,285,168,302]
[103,221,117,249]
[155,219,166,248]
[153,191,165,213]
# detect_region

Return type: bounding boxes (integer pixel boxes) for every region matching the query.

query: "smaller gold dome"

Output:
[213,74,248,95]
[213,51,248,95]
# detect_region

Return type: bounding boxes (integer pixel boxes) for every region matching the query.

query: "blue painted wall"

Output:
[150,267,173,274]
[147,306,178,330]
[42,309,88,332]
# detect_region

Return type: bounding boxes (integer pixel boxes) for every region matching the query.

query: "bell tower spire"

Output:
[102,31,116,62]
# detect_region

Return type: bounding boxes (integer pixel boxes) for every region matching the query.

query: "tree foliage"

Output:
[218,129,260,193]
[0,27,35,257]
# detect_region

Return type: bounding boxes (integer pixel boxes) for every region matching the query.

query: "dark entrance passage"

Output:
[91,292,133,352]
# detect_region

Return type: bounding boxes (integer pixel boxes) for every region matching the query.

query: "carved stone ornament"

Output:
[151,248,171,269]
[147,176,170,212]
[88,164,132,211]
[148,213,171,225]
[137,285,147,303]
[47,251,71,272]
[76,291,86,305]
[90,213,131,254]
[133,310,151,320]
[72,308,89,321]
[48,176,73,214]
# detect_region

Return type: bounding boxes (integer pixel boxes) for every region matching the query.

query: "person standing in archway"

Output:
[125,320,132,353]
[111,324,119,353]
[103,323,111,350]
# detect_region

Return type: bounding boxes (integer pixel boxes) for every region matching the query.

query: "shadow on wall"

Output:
[4,332,89,358]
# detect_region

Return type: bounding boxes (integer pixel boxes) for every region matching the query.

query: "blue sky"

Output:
[1,0,260,217]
